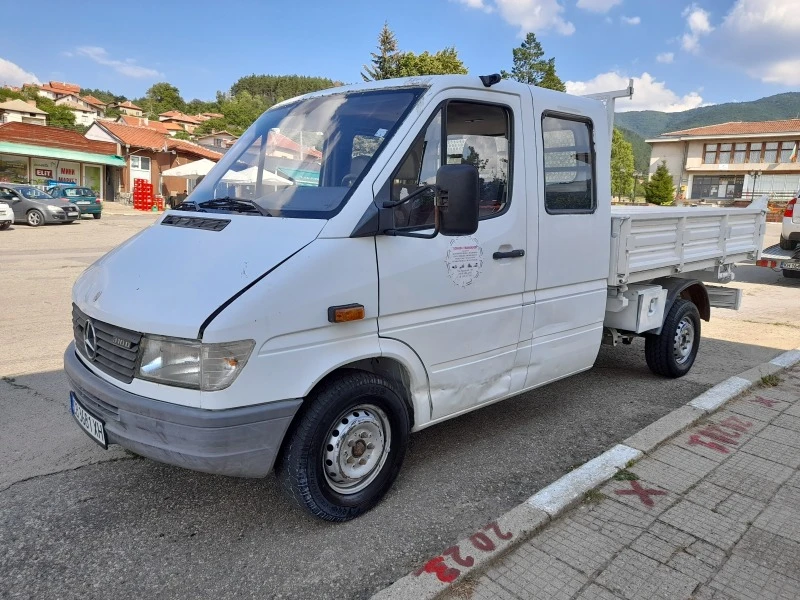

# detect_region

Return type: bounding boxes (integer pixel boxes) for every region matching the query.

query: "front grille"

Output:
[72,304,142,383]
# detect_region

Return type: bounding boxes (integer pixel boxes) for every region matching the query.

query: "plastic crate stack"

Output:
[133,179,155,211]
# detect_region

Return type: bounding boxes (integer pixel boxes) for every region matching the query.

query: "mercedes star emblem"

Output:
[83,320,98,360]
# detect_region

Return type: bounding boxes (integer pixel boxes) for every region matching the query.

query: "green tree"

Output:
[231,75,337,107]
[611,128,634,199]
[362,22,400,81]
[501,33,565,91]
[80,88,126,104]
[185,98,221,116]
[35,97,76,129]
[141,82,185,118]
[644,161,675,205]
[195,117,228,135]
[395,48,468,77]
[172,130,192,140]
[218,90,267,131]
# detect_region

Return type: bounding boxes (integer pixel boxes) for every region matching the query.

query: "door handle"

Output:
[493,249,525,260]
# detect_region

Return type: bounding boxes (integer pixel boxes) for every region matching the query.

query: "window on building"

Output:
[213,138,223,147]
[748,142,762,163]
[691,175,745,200]
[733,143,747,163]
[130,156,150,170]
[780,141,797,163]
[718,143,732,164]
[542,114,595,213]
[703,144,717,164]
[764,142,779,163]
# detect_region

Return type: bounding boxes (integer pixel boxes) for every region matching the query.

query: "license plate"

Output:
[782,261,800,271]
[77,201,90,205]
[70,392,107,448]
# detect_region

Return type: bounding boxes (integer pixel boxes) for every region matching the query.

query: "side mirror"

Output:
[436,164,479,236]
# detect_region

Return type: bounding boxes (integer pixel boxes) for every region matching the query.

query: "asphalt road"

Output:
[1,213,798,600]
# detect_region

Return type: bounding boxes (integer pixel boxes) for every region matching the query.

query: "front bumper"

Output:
[64,342,302,477]
[48,210,80,222]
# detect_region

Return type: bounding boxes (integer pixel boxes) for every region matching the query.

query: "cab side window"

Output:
[542,114,595,213]
[391,101,512,228]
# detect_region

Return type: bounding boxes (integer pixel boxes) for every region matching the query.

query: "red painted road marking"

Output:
[615,480,667,507]
[719,415,752,433]
[413,556,460,583]
[443,546,474,568]
[752,396,779,408]
[469,532,496,552]
[699,425,740,445]
[688,434,731,454]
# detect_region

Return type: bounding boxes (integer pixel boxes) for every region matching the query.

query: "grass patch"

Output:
[583,489,605,504]
[760,374,782,387]
[625,459,637,469]
[613,468,640,481]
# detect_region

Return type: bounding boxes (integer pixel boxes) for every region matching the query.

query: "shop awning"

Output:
[0,141,126,167]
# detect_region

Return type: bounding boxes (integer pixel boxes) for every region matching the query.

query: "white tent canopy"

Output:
[161,158,217,178]
[220,166,293,186]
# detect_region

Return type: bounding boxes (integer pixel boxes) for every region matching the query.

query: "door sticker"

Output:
[445,236,484,288]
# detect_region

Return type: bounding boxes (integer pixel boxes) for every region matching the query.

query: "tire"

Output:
[0,222,10,230]
[26,210,44,227]
[93,213,102,219]
[783,269,800,279]
[645,299,701,378]
[277,371,410,522]
[779,235,797,250]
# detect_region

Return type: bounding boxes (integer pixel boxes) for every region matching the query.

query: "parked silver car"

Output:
[0,184,80,226]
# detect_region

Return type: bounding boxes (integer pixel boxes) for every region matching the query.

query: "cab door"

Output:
[376,92,528,421]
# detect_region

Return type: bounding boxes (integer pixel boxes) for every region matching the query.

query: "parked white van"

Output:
[65,75,767,521]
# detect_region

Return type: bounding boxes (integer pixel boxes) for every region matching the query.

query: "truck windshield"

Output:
[187,87,425,219]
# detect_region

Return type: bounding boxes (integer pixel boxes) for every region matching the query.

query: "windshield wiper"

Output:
[198,197,272,216]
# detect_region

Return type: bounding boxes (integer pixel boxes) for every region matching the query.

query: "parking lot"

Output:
[1,213,799,600]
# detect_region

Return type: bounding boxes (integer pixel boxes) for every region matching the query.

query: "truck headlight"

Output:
[137,336,255,391]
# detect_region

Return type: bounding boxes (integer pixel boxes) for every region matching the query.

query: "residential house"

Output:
[195,112,225,122]
[115,115,183,136]
[0,122,125,198]
[85,120,222,198]
[55,94,104,126]
[648,119,800,207]
[158,111,201,133]
[110,101,144,117]
[33,81,81,101]
[0,99,48,125]
[81,95,108,113]
[195,130,238,150]
[266,130,322,161]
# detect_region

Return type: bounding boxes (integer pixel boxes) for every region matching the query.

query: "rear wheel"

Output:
[0,222,10,230]
[277,371,410,522]
[779,235,797,250]
[93,213,102,219]
[26,210,44,227]
[645,299,701,378]
[783,269,800,279]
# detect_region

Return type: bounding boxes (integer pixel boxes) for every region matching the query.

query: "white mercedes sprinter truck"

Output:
[65,75,766,521]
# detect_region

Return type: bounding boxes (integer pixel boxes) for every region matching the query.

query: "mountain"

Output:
[617,127,651,173]
[615,92,800,140]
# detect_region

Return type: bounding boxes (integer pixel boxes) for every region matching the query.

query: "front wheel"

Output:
[645,299,701,378]
[277,371,410,522]
[26,210,44,227]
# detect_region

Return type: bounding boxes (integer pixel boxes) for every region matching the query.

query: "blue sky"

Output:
[1,0,797,113]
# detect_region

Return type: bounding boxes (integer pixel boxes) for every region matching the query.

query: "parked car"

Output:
[0,199,12,230]
[780,196,798,250]
[46,185,103,219]
[0,184,80,226]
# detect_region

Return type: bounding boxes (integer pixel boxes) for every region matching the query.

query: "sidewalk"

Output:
[379,359,800,600]
[101,201,161,217]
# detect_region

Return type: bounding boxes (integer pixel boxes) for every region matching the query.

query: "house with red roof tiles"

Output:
[109,101,143,117]
[86,120,222,198]
[648,119,800,206]
[158,111,202,134]
[54,94,105,126]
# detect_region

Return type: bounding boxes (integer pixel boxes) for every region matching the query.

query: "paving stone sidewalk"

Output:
[442,365,800,600]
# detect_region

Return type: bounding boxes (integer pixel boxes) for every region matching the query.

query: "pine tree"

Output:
[361,22,400,81]
[501,33,565,91]
[611,128,634,199]
[644,161,675,205]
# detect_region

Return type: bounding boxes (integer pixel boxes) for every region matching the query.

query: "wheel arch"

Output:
[651,277,710,322]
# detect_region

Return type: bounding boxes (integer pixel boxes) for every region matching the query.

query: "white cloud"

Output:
[681,4,714,52]
[75,46,162,78]
[0,57,39,86]
[565,71,707,112]
[576,0,621,13]
[621,15,641,25]
[459,0,575,35]
[656,52,674,63]
[456,0,493,13]
[708,0,800,85]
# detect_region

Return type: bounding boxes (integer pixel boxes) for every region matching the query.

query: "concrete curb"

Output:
[372,347,800,600]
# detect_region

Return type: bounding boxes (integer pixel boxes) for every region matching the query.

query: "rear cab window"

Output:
[542,113,595,214]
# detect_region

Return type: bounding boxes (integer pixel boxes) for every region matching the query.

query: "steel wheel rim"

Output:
[322,404,391,495]
[673,317,695,364]
[28,212,40,225]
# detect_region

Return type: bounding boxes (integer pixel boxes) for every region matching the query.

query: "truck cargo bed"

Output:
[609,201,767,285]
